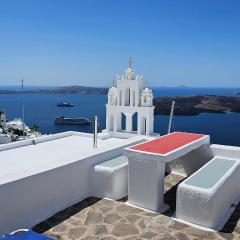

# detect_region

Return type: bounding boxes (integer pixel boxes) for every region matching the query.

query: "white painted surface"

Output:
[0,132,146,235]
[91,156,128,200]
[166,143,213,176]
[211,144,240,160]
[127,156,167,212]
[0,133,123,185]
[106,60,154,135]
[0,134,11,144]
[176,156,240,230]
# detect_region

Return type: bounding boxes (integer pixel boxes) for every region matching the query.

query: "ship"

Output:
[54,116,91,125]
[57,102,74,107]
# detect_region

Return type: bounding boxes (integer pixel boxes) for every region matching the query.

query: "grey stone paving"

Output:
[33,174,240,240]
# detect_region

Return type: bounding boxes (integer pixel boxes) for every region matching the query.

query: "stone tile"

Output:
[125,214,141,223]
[135,216,154,230]
[115,204,133,214]
[152,233,176,240]
[153,214,173,226]
[84,211,104,225]
[149,225,172,235]
[100,237,117,240]
[168,221,188,230]
[111,223,139,237]
[183,227,215,239]
[97,199,118,207]
[122,237,139,240]
[104,213,122,224]
[128,208,144,214]
[99,206,114,214]
[173,232,190,240]
[52,223,67,233]
[87,225,109,236]
[217,232,236,240]
[82,236,100,240]
[68,227,87,239]
[140,231,157,239]
[68,217,82,227]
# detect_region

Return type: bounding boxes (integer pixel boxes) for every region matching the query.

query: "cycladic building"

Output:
[106,59,154,135]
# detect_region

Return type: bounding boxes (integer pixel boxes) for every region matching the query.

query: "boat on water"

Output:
[57,102,74,107]
[54,116,91,125]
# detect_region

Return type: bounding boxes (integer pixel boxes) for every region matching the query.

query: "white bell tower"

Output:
[106,59,154,135]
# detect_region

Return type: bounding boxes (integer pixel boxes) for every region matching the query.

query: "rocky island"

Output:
[154,95,240,115]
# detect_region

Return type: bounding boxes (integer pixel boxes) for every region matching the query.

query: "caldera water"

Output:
[0,87,239,146]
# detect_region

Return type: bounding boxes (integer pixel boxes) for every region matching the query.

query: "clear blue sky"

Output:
[0,0,239,87]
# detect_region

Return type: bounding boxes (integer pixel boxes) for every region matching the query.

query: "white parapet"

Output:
[0,131,146,236]
[176,156,240,231]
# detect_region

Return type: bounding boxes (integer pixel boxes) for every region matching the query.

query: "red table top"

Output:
[130,132,206,155]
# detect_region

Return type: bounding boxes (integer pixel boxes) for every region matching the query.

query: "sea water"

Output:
[0,87,239,146]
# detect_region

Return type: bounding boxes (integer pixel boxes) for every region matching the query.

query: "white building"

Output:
[105,59,154,135]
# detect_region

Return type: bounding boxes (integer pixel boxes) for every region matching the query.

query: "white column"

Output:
[126,114,133,132]
[130,90,133,106]
[106,108,110,131]
[137,114,141,134]
[146,116,150,135]
[137,114,145,135]
[114,111,121,132]
[148,109,154,135]
[117,91,120,106]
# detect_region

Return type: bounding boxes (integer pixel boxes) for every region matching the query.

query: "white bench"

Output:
[176,156,240,230]
[91,156,128,200]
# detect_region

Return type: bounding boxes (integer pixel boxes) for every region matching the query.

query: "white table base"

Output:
[128,156,168,212]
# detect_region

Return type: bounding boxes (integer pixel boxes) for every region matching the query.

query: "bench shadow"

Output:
[33,197,100,233]
[162,177,185,217]
[220,202,240,233]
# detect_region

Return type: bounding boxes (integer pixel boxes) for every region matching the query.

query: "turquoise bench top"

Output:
[97,156,128,168]
[185,157,236,189]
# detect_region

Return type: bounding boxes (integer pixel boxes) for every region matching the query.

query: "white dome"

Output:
[108,87,117,95]
[125,67,135,80]
[142,88,152,94]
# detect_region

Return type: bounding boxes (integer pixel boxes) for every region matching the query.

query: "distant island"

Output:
[0,85,108,94]
[154,95,240,115]
[0,86,240,116]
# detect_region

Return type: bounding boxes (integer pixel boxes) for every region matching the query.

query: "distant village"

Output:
[0,110,41,144]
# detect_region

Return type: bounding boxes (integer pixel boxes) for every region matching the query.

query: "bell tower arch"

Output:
[105,59,154,136]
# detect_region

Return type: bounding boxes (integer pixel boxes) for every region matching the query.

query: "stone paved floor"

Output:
[33,174,240,240]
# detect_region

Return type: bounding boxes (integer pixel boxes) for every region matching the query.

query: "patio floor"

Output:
[33,174,240,240]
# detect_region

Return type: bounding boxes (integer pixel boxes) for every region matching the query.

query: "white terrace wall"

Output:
[0,134,145,235]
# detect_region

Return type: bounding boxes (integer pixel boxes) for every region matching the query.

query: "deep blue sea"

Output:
[0,87,240,146]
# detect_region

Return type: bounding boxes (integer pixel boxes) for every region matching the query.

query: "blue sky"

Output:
[0,0,239,87]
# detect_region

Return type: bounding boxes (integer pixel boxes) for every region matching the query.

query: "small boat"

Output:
[54,116,91,125]
[57,102,74,107]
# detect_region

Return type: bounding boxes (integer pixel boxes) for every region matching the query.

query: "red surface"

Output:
[131,132,205,155]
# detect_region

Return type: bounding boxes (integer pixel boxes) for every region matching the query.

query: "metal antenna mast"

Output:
[167,100,175,134]
[21,79,25,139]
[93,115,98,148]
